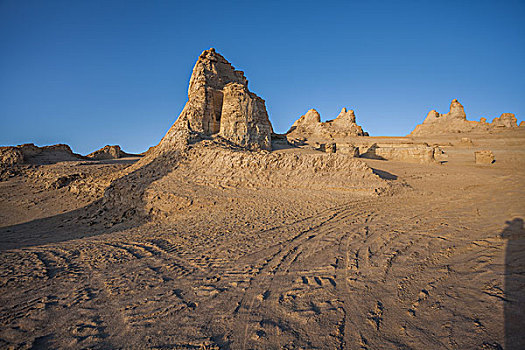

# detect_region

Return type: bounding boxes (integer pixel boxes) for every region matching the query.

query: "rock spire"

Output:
[158,48,273,151]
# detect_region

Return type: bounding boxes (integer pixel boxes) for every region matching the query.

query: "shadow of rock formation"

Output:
[371,168,398,180]
[0,149,184,251]
[360,143,386,160]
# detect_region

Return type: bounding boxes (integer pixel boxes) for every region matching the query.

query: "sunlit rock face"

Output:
[158,48,273,152]
[287,107,366,138]
[410,99,519,136]
[491,113,518,128]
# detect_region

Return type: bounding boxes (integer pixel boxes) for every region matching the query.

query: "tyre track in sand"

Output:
[224,200,377,349]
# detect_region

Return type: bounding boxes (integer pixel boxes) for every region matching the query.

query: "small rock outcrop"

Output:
[336,143,360,157]
[410,99,520,136]
[475,150,495,164]
[157,48,273,153]
[287,107,366,139]
[459,137,474,147]
[87,145,136,160]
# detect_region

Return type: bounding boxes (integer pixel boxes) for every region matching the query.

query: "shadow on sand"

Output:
[359,143,386,160]
[371,168,398,180]
[501,218,525,350]
[0,150,181,251]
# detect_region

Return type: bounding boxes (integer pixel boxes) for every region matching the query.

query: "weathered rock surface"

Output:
[157,48,272,153]
[410,99,521,136]
[218,83,273,150]
[102,137,390,224]
[0,147,24,167]
[87,145,136,160]
[360,143,438,163]
[491,113,518,128]
[185,142,385,190]
[0,143,84,167]
[287,107,366,139]
[290,109,321,130]
[475,150,495,164]
[336,143,360,157]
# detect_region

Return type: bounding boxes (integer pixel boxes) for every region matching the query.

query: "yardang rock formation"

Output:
[99,49,388,225]
[158,48,273,152]
[87,145,136,160]
[410,99,520,136]
[0,143,83,168]
[287,107,367,139]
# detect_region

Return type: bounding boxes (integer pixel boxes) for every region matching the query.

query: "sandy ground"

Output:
[0,133,524,349]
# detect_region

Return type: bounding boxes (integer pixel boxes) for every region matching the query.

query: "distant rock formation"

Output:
[87,145,136,160]
[0,143,83,167]
[491,113,518,128]
[410,99,520,136]
[157,48,273,153]
[287,108,367,139]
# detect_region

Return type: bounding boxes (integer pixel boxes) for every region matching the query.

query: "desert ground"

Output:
[1,131,524,349]
[1,49,524,349]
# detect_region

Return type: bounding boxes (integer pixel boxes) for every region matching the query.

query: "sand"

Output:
[0,132,524,349]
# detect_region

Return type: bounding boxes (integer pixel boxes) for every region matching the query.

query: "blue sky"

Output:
[1,0,524,154]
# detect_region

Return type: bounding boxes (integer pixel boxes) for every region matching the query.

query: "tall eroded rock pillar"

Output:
[158,48,273,152]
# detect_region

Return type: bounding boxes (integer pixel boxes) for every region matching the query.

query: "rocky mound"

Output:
[156,48,273,154]
[181,141,386,191]
[287,107,367,139]
[102,140,389,223]
[0,143,84,167]
[87,145,137,160]
[410,99,521,136]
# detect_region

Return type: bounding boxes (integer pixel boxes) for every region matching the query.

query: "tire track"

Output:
[225,201,375,349]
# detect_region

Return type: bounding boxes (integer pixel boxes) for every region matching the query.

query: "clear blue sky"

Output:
[1,0,524,154]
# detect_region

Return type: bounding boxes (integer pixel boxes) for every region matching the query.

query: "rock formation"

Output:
[0,143,83,167]
[287,107,366,139]
[410,99,520,136]
[359,142,441,163]
[87,145,136,160]
[284,108,443,163]
[491,113,518,128]
[157,48,273,153]
[100,49,277,223]
[475,150,495,164]
[459,137,474,147]
[98,49,392,225]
